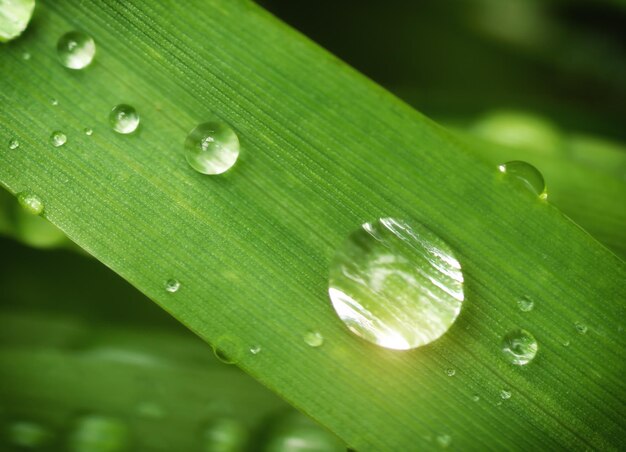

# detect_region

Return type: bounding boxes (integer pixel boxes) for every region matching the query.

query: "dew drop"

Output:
[501,329,538,366]
[303,331,324,348]
[471,395,480,402]
[184,121,240,175]
[51,98,59,106]
[109,104,139,134]
[17,192,44,215]
[328,218,464,350]
[50,130,67,147]
[500,389,512,400]
[84,128,94,136]
[57,31,96,69]
[436,434,452,448]
[517,296,534,312]
[8,421,52,448]
[0,0,35,42]
[8,138,19,149]
[68,415,129,452]
[201,418,247,452]
[562,339,571,347]
[498,161,547,199]
[213,336,241,364]
[164,278,180,293]
[575,322,588,334]
[445,368,456,377]
[250,345,262,355]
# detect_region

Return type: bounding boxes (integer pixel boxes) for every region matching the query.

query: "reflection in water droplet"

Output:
[303,331,324,348]
[201,418,247,452]
[50,131,67,147]
[164,279,180,293]
[9,138,19,149]
[110,104,139,134]
[8,421,52,448]
[213,336,241,364]
[501,329,538,366]
[68,415,129,452]
[185,121,240,175]
[57,31,96,69]
[517,296,534,312]
[575,322,588,334]
[329,218,464,350]
[500,390,512,400]
[17,192,44,215]
[436,434,452,448]
[562,339,570,347]
[498,161,547,199]
[263,412,345,452]
[445,368,456,377]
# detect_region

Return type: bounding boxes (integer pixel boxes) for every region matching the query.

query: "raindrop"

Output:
[50,130,67,147]
[445,368,456,377]
[498,161,547,199]
[575,322,588,334]
[57,31,96,69]
[8,138,19,149]
[303,331,324,348]
[185,121,240,175]
[164,279,180,293]
[84,128,94,136]
[17,192,44,215]
[0,0,35,42]
[517,296,534,312]
[562,339,571,347]
[51,98,59,106]
[436,434,452,448]
[110,104,139,134]
[501,329,538,366]
[328,218,464,350]
[500,390,512,400]
[471,395,480,402]
[213,336,241,364]
[250,345,262,355]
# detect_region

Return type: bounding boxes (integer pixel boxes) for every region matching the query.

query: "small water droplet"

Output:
[68,415,129,452]
[164,279,180,293]
[445,368,456,377]
[8,138,19,149]
[8,421,52,448]
[501,329,538,366]
[250,345,262,355]
[329,218,464,350]
[436,434,452,448]
[22,51,31,60]
[562,339,571,347]
[57,31,96,69]
[109,104,139,134]
[303,331,324,348]
[517,296,534,312]
[84,128,94,136]
[500,389,512,400]
[213,336,241,364]
[185,121,240,175]
[498,161,547,199]
[50,130,67,147]
[472,395,480,402]
[17,192,44,215]
[51,98,59,106]
[575,322,588,334]
[201,418,248,452]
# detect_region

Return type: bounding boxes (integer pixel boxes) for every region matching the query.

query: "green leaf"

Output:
[1,0,624,450]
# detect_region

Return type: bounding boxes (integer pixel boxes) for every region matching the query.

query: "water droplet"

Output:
[575,322,588,334]
[164,278,180,293]
[262,412,344,452]
[562,339,571,347]
[303,331,324,348]
[501,329,538,366]
[213,336,241,364]
[8,138,19,149]
[8,421,52,448]
[51,98,59,106]
[17,192,44,215]
[184,121,240,175]
[50,130,67,147]
[57,31,96,69]
[445,368,456,377]
[471,395,480,402]
[201,418,247,452]
[84,128,94,136]
[328,218,464,350]
[250,345,262,355]
[498,161,547,199]
[436,434,452,448]
[500,389,512,400]
[0,0,35,42]
[109,104,139,134]
[68,415,129,452]
[22,51,31,60]
[517,296,534,312]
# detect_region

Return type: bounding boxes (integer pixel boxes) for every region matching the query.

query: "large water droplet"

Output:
[303,331,324,348]
[164,278,180,293]
[17,192,44,215]
[50,130,67,147]
[0,0,35,42]
[68,415,129,452]
[517,296,534,312]
[109,104,139,134]
[328,218,464,350]
[201,418,247,452]
[57,31,96,69]
[8,138,19,149]
[185,121,240,175]
[501,329,538,366]
[498,161,547,199]
[7,421,53,448]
